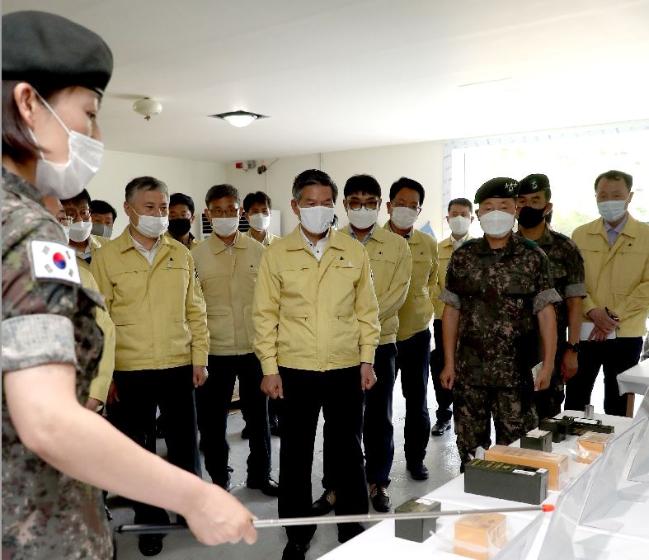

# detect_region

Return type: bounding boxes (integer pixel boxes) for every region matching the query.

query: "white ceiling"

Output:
[4,0,649,162]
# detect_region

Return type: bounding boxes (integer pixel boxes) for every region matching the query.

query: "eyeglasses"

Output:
[65,209,91,221]
[348,200,379,211]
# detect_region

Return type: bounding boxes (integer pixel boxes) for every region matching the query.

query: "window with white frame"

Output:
[441,123,649,240]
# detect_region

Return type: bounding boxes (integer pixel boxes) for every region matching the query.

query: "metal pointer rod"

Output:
[116,504,554,534]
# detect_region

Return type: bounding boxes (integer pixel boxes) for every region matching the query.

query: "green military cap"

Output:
[473,177,519,204]
[2,11,113,95]
[518,174,550,195]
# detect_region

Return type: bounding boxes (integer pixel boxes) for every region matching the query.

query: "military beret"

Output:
[2,11,113,95]
[473,177,519,204]
[518,174,550,195]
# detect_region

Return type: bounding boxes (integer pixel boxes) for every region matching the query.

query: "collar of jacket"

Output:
[342,223,388,244]
[382,221,418,243]
[587,213,640,241]
[475,233,522,256]
[115,226,172,254]
[209,230,247,254]
[285,225,344,252]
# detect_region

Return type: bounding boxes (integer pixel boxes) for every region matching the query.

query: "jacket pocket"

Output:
[207,307,235,348]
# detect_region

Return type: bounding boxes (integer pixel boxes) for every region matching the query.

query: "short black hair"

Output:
[389,177,425,204]
[292,169,338,203]
[169,192,195,215]
[243,191,272,212]
[594,170,633,191]
[61,188,91,206]
[447,197,473,213]
[343,174,382,199]
[89,199,117,221]
[205,184,240,206]
[125,176,168,202]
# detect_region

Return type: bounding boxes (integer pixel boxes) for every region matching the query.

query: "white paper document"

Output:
[580,322,616,341]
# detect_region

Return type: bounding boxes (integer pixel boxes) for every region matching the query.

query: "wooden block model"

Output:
[454,513,507,560]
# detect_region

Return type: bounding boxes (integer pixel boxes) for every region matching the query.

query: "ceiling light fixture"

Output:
[132,97,163,121]
[210,110,268,128]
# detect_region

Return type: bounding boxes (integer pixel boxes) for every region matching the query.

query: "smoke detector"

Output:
[133,97,163,121]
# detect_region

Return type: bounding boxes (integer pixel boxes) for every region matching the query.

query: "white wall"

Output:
[224,141,445,236]
[89,150,227,238]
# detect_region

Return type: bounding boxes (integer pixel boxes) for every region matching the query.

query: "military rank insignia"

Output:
[29,240,81,285]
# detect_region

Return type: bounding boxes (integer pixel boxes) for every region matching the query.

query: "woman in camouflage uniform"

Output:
[2,11,256,559]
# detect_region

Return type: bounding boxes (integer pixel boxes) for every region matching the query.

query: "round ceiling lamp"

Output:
[133,97,163,121]
[210,110,269,128]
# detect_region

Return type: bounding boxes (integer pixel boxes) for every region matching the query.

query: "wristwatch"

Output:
[565,342,580,353]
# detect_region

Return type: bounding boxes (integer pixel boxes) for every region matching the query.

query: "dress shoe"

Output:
[311,489,336,516]
[407,462,429,480]
[138,534,164,557]
[282,541,310,560]
[338,522,365,543]
[431,420,452,436]
[247,477,280,496]
[369,484,391,512]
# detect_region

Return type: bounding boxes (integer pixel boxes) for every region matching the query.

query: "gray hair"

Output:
[125,176,169,203]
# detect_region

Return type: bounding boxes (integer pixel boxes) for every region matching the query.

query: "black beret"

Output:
[518,174,550,195]
[2,11,113,95]
[474,177,519,204]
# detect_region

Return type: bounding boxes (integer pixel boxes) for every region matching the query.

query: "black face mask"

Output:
[168,218,192,237]
[518,206,547,229]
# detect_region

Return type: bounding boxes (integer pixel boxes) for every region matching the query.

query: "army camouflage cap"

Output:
[474,177,519,204]
[2,11,113,95]
[518,174,550,196]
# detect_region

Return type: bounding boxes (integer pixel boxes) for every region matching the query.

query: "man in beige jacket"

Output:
[567,170,649,416]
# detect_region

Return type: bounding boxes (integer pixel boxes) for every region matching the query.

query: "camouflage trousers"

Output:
[453,383,538,465]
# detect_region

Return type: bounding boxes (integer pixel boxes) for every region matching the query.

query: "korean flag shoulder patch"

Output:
[29,240,81,285]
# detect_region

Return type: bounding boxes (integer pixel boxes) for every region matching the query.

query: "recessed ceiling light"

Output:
[209,110,269,128]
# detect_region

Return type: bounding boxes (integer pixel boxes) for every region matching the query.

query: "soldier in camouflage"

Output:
[516,174,586,419]
[2,11,255,559]
[440,178,561,468]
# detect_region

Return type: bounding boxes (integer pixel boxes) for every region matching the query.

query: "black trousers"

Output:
[430,319,453,423]
[396,328,432,465]
[112,366,200,525]
[279,367,367,545]
[196,354,271,486]
[565,337,643,416]
[322,343,397,489]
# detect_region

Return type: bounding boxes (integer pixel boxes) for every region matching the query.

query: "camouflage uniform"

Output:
[441,234,561,465]
[2,169,113,559]
[516,227,586,418]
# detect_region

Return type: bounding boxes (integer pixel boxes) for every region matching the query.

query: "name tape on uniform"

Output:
[30,240,81,285]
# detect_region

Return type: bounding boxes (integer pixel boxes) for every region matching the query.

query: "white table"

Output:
[319,411,633,560]
[617,359,649,396]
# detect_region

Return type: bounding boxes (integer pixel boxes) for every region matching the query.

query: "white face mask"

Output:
[479,209,515,238]
[348,207,379,230]
[299,205,335,235]
[68,220,93,243]
[390,206,419,230]
[133,213,168,239]
[30,93,104,199]
[597,200,627,223]
[211,217,239,237]
[448,215,471,237]
[248,213,271,232]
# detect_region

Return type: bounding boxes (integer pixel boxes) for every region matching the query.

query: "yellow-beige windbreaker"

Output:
[340,225,411,345]
[572,215,649,338]
[252,226,380,375]
[91,228,209,371]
